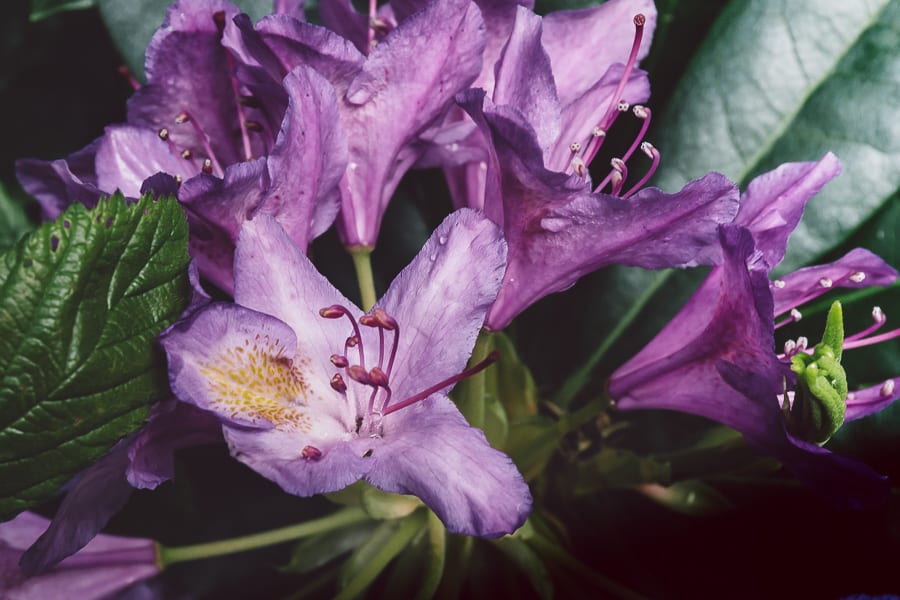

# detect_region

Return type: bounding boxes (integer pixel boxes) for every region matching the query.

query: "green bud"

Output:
[786,301,847,444]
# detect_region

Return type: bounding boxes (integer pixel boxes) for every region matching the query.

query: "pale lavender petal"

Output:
[845,378,900,422]
[94,127,190,198]
[471,0,534,93]
[542,0,656,105]
[234,214,362,385]
[128,0,246,167]
[736,153,841,267]
[772,248,898,316]
[19,443,133,575]
[257,66,347,250]
[365,395,531,537]
[1,512,158,600]
[492,7,560,153]
[222,426,367,496]
[377,208,506,401]
[126,401,223,489]
[338,0,486,247]
[179,158,270,293]
[16,142,103,219]
[274,0,305,18]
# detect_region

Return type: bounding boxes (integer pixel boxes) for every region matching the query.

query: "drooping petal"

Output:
[128,0,247,167]
[845,377,900,421]
[15,142,104,219]
[541,0,656,105]
[337,0,486,247]
[376,208,506,401]
[234,214,362,387]
[365,395,531,537]
[257,66,347,250]
[94,127,190,197]
[771,248,898,316]
[18,443,134,575]
[735,153,841,267]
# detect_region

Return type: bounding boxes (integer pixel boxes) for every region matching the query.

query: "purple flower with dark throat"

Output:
[458,5,739,330]
[17,0,347,293]
[160,209,531,537]
[609,155,900,508]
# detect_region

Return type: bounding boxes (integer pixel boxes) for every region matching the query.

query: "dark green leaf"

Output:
[504,416,560,481]
[96,0,272,80]
[654,0,900,270]
[280,521,379,575]
[491,536,553,600]
[574,448,671,495]
[0,193,191,519]
[637,480,734,516]
[0,182,34,253]
[29,0,94,22]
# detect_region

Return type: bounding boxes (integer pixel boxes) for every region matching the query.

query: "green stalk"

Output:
[456,331,493,428]
[158,508,370,567]
[350,247,377,311]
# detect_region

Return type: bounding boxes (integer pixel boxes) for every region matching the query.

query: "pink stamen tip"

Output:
[348,365,372,385]
[330,354,349,368]
[634,13,646,27]
[346,335,360,348]
[331,373,347,393]
[320,306,346,318]
[301,445,323,461]
[359,315,378,327]
[372,308,398,331]
[842,326,900,351]
[369,367,389,387]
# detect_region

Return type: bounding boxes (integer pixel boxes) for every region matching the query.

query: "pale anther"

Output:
[880,379,895,397]
[569,142,581,153]
[873,306,885,322]
[850,271,866,283]
[790,308,802,321]
[773,279,786,288]
[818,277,833,288]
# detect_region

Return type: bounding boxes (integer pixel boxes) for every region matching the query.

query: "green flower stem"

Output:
[456,330,493,429]
[350,247,377,311]
[334,510,426,600]
[158,507,370,567]
[415,510,447,600]
[555,270,672,407]
[527,534,645,600]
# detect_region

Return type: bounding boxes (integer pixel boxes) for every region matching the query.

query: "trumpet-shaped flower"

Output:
[609,155,900,508]
[160,209,531,537]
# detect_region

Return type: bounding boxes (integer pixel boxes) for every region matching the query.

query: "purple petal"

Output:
[95,127,189,197]
[128,0,247,167]
[736,153,841,267]
[126,401,223,490]
[376,208,506,401]
[256,66,347,250]
[233,214,362,382]
[365,395,531,537]
[16,142,103,219]
[337,0,486,247]
[772,248,898,316]
[178,158,270,293]
[542,0,656,105]
[845,377,900,422]
[19,443,134,575]
[492,7,560,153]
[1,512,158,600]
[274,0,305,19]
[470,0,534,93]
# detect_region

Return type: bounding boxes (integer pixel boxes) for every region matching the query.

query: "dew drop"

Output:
[541,217,569,233]
[438,235,448,245]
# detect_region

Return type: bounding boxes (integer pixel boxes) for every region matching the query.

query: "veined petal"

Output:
[16,142,103,219]
[94,126,189,197]
[128,0,247,166]
[338,0,486,247]
[846,377,900,421]
[258,66,347,251]
[365,395,531,537]
[542,0,656,105]
[736,153,841,267]
[377,208,506,401]
[772,248,898,316]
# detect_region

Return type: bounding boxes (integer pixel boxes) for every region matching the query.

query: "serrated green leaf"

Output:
[0,193,191,519]
[29,0,95,22]
[96,0,272,80]
[654,0,900,270]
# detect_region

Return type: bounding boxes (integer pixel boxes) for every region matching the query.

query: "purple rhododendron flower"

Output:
[160,208,532,537]
[17,0,347,293]
[609,154,900,508]
[227,0,487,249]
[1,512,159,600]
[457,5,739,330]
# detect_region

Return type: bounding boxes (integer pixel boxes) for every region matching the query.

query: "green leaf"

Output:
[280,521,379,575]
[0,182,34,253]
[504,416,560,481]
[636,480,734,516]
[654,0,900,270]
[416,511,446,600]
[0,193,191,519]
[29,0,95,21]
[574,448,671,495]
[360,486,421,520]
[491,536,554,600]
[96,0,273,80]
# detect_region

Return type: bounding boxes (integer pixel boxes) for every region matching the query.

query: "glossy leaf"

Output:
[0,193,191,519]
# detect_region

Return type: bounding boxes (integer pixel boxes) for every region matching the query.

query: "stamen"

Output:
[158,128,169,141]
[610,158,628,196]
[784,339,797,356]
[819,277,833,288]
[302,445,322,460]
[850,271,867,283]
[570,142,582,153]
[181,149,193,160]
[774,308,802,330]
[773,279,786,289]
[331,373,347,393]
[367,0,377,52]
[845,306,886,343]
[617,101,630,112]
[330,354,349,368]
[621,142,660,199]
[174,111,225,177]
[348,365,372,385]
[881,379,896,397]
[619,106,653,166]
[383,351,500,416]
[841,326,900,351]
[320,305,366,368]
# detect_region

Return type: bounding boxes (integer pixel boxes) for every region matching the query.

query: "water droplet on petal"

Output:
[541,217,569,233]
[438,235,448,245]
